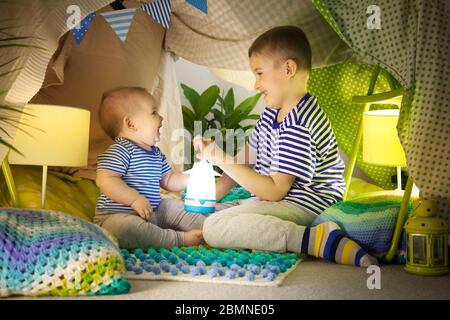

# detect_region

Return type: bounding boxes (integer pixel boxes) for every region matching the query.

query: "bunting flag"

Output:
[185,0,208,14]
[142,0,172,29]
[100,8,136,42]
[70,12,96,45]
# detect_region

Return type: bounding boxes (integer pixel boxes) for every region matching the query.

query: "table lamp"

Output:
[7,104,90,208]
[362,108,415,262]
[362,109,406,191]
[184,159,221,214]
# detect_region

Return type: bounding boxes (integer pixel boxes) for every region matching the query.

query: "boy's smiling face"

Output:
[250,52,289,109]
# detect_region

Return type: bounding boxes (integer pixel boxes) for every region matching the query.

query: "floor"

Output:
[13,258,450,300]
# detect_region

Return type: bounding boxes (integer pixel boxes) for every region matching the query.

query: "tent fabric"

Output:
[166,0,356,71]
[313,0,450,225]
[0,0,357,177]
[1,0,112,104]
[28,7,186,179]
[308,62,399,190]
[0,0,112,162]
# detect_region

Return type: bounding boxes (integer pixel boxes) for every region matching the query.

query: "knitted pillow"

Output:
[311,200,412,261]
[0,208,130,297]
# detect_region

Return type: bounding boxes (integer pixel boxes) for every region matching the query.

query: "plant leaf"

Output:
[244,114,260,120]
[0,56,18,69]
[182,106,195,132]
[241,125,255,132]
[197,85,220,119]
[223,88,235,114]
[234,92,261,118]
[0,104,33,116]
[0,137,22,156]
[210,109,224,128]
[180,83,200,116]
[225,109,244,129]
[0,36,33,42]
[0,125,12,138]
[208,120,217,129]
[182,105,195,122]
[0,43,42,49]
[0,67,22,78]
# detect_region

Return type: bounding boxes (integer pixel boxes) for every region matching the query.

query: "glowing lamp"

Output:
[184,159,221,214]
[7,104,90,208]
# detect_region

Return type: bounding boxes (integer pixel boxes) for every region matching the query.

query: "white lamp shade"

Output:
[362,109,406,167]
[185,160,221,200]
[8,104,90,167]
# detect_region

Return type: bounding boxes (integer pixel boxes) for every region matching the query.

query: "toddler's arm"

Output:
[160,171,189,192]
[96,169,152,220]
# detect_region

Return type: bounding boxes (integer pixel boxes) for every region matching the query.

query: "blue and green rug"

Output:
[121,245,302,286]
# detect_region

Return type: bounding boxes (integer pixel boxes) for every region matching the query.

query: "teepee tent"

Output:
[0,0,449,227]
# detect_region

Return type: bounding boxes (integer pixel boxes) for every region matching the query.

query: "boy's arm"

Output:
[96,169,152,220]
[194,139,290,201]
[220,164,295,201]
[160,171,189,192]
[215,172,237,201]
[215,144,256,201]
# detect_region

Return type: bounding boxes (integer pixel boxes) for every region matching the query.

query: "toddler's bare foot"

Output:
[184,229,203,246]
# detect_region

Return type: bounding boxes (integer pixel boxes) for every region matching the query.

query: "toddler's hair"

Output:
[99,86,152,139]
[248,25,312,74]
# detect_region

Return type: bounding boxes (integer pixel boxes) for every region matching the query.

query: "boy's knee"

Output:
[202,214,223,246]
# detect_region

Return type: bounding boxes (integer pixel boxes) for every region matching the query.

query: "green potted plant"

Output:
[181,83,261,166]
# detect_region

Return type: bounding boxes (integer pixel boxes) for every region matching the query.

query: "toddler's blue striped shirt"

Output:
[96,137,171,212]
[249,93,345,215]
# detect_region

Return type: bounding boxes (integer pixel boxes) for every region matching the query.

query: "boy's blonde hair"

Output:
[248,25,312,74]
[98,86,153,139]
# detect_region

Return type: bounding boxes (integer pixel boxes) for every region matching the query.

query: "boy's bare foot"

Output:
[184,229,203,246]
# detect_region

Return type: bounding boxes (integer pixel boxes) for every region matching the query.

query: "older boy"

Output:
[195,26,377,267]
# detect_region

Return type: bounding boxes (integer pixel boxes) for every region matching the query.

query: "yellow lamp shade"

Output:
[362,109,406,167]
[8,104,90,167]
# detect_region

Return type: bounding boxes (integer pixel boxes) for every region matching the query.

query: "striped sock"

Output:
[300,221,378,267]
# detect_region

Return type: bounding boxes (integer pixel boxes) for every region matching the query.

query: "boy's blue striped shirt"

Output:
[96,137,171,212]
[249,93,345,215]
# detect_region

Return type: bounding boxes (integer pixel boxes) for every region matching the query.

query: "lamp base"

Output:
[404,264,449,276]
[184,198,216,214]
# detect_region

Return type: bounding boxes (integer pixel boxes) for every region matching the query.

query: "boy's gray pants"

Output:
[94,197,317,251]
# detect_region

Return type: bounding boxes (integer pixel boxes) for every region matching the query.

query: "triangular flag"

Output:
[186,0,208,14]
[70,12,96,45]
[142,0,172,29]
[100,8,136,42]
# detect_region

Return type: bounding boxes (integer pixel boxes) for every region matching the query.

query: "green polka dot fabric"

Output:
[308,62,399,189]
[313,0,450,227]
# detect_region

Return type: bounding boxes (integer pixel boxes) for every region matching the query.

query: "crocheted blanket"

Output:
[311,201,411,262]
[122,246,302,286]
[0,208,130,297]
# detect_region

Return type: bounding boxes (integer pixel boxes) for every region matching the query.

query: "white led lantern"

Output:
[184,159,221,214]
